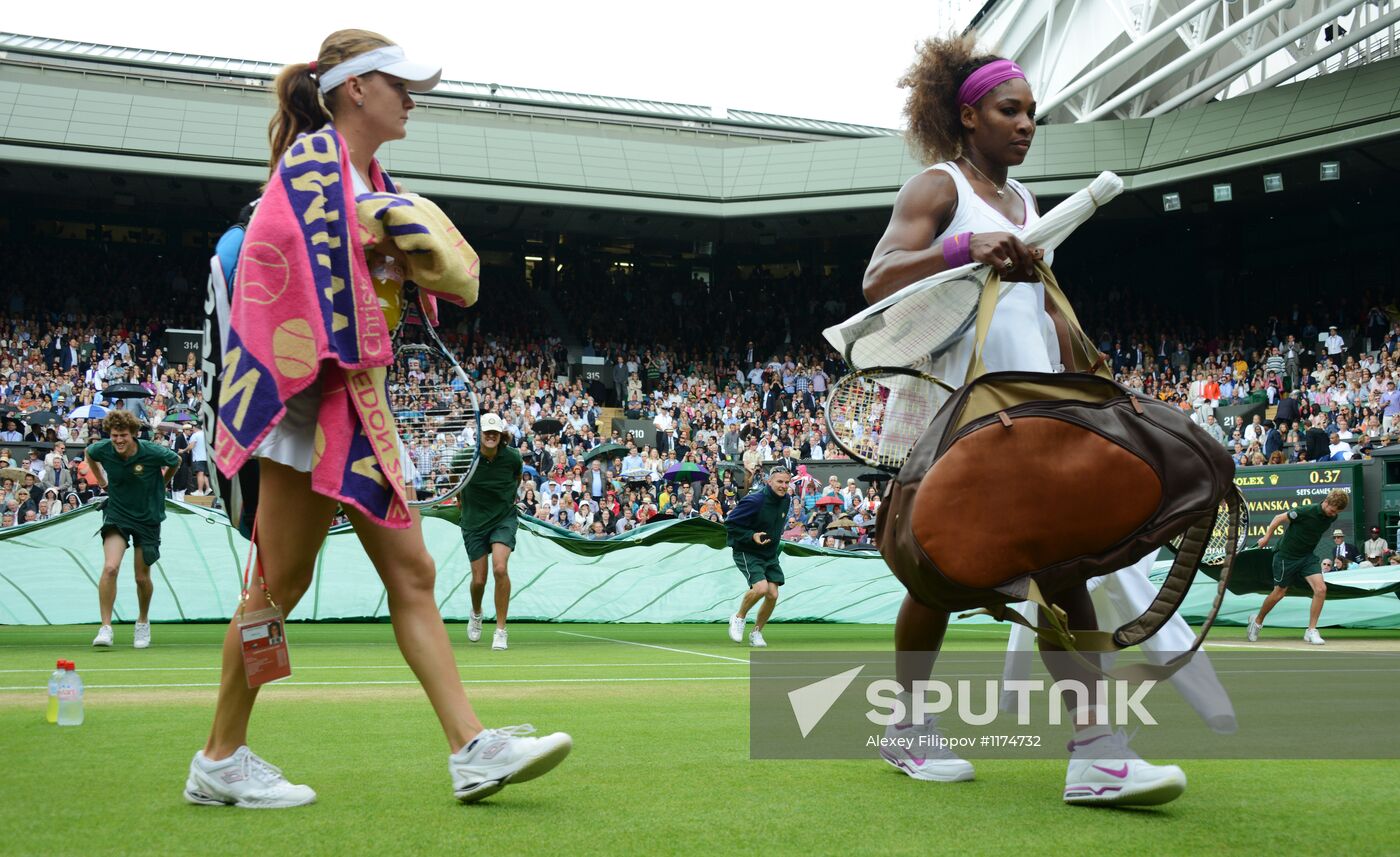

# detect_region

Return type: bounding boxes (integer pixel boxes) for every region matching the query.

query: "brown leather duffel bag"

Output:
[876,264,1242,669]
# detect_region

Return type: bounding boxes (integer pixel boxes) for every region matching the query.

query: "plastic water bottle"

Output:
[45,660,67,724]
[57,661,84,726]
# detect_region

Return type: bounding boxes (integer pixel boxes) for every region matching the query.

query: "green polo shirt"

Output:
[1277,504,1338,559]
[459,444,523,533]
[86,439,179,530]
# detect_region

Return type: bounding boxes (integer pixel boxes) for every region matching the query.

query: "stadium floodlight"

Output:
[1162,192,1181,212]
[1320,161,1341,181]
[1213,183,1233,202]
[1263,173,1284,193]
[524,255,543,262]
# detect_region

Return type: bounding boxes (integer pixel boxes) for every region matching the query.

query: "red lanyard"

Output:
[239,516,277,616]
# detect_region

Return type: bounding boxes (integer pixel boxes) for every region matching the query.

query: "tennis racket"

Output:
[1169,496,1249,566]
[838,270,984,368]
[390,285,481,507]
[824,366,956,472]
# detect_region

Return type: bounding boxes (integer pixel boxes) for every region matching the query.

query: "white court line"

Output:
[1207,642,1339,652]
[0,676,748,692]
[0,661,742,675]
[556,631,750,663]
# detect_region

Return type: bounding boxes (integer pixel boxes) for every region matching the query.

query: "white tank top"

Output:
[925,161,1061,377]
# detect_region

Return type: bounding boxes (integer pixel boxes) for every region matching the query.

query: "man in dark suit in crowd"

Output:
[1263,421,1284,459]
[1274,390,1300,425]
[1327,529,1362,569]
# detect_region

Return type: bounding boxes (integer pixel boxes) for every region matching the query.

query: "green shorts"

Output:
[99,523,161,566]
[1272,552,1321,588]
[462,518,518,562]
[735,550,784,586]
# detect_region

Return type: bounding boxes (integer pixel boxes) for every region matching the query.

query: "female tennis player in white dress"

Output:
[860,35,1213,807]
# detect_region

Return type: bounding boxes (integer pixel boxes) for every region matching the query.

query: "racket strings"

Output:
[828,372,943,469]
[393,344,478,503]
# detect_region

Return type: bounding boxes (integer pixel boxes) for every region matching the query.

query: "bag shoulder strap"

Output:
[963,488,1243,682]
[966,262,1112,385]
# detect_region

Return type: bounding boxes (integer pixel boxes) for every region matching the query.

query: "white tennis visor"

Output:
[318,45,442,94]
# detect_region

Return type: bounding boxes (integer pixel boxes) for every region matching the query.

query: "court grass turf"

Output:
[2,623,1398,856]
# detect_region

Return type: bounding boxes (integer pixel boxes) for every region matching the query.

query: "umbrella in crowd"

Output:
[22,411,60,427]
[522,464,539,479]
[103,383,151,399]
[67,404,109,420]
[814,495,845,508]
[827,516,857,530]
[0,404,18,420]
[583,442,628,464]
[0,467,28,483]
[163,409,197,423]
[531,418,563,435]
[663,462,709,482]
[824,528,857,540]
[620,468,653,484]
[856,472,891,485]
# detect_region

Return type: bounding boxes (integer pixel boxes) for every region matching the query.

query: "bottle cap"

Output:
[56,659,65,669]
[65,660,75,670]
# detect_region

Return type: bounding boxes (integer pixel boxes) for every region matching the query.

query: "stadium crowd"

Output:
[4,236,1400,545]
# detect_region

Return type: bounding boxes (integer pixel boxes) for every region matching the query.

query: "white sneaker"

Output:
[749,629,767,648]
[880,715,975,782]
[467,613,483,643]
[728,614,746,643]
[1303,628,1326,645]
[1246,615,1261,642]
[449,724,572,803]
[184,746,316,809]
[133,622,151,649]
[492,628,508,651]
[92,625,113,647]
[1063,729,1186,806]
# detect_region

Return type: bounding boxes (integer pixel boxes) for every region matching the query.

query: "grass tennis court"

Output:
[3,622,1399,856]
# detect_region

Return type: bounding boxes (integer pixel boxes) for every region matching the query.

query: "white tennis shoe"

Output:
[92,625,113,647]
[133,622,151,649]
[492,628,508,651]
[1303,628,1326,645]
[728,614,746,643]
[467,613,483,643]
[1246,615,1261,642]
[184,746,316,809]
[880,715,974,782]
[749,629,767,647]
[1063,729,1185,807]
[450,725,572,803]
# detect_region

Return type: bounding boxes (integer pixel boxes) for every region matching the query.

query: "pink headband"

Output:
[957,60,1027,107]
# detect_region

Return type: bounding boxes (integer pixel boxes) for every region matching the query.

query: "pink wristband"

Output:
[942,232,973,268]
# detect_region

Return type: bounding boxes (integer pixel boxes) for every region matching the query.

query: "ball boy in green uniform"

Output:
[459,413,522,651]
[86,409,181,649]
[1250,488,1350,645]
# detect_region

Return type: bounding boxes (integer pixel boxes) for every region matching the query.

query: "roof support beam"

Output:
[1240,3,1400,94]
[1144,0,1366,115]
[1039,0,1223,114]
[1078,0,1300,121]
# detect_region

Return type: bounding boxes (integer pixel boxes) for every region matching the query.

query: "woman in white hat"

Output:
[186,30,569,811]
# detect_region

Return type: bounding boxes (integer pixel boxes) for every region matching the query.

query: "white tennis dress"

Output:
[924,161,1061,383]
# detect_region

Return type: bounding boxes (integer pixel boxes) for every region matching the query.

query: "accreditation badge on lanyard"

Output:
[237,518,291,688]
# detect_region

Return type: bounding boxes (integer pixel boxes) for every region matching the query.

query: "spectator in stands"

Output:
[1363,527,1389,565]
[1325,325,1345,360]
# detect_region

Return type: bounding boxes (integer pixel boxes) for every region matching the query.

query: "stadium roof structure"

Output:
[970,0,1400,125]
[3,31,1400,219]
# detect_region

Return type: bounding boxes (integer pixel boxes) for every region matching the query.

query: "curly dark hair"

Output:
[899,35,1005,164]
